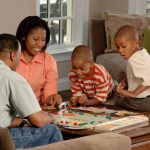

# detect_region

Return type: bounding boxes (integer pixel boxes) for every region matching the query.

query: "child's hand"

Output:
[119,89,134,98]
[116,80,126,93]
[70,96,78,106]
[78,95,88,106]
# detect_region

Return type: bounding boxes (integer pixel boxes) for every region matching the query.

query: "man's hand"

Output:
[47,113,57,125]
[28,111,57,127]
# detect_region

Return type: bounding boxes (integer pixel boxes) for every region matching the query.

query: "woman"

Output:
[16,16,62,106]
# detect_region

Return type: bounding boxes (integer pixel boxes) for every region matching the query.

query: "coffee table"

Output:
[58,110,150,150]
[44,106,150,149]
[60,124,150,149]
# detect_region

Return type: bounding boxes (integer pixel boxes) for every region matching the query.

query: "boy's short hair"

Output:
[71,45,93,61]
[115,25,139,41]
[0,34,18,52]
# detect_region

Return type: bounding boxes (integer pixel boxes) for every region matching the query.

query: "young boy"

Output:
[69,45,114,107]
[114,25,150,112]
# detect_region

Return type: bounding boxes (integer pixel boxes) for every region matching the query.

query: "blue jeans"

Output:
[9,124,63,149]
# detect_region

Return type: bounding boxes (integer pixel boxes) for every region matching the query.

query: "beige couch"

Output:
[0,128,131,150]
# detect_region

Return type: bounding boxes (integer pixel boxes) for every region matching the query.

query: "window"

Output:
[146,0,150,15]
[37,0,89,53]
[128,0,146,15]
[39,0,72,46]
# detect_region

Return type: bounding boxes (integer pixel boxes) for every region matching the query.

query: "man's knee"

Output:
[43,124,63,141]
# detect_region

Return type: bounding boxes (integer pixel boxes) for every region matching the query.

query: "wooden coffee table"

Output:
[59,111,150,150]
[44,106,150,149]
[60,125,150,149]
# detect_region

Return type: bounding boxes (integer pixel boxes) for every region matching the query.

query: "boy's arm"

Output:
[119,85,149,97]
[85,97,101,106]
[76,95,101,106]
[69,72,83,96]
[94,79,112,103]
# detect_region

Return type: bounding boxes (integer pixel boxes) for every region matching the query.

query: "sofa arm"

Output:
[91,18,107,61]
[27,133,131,150]
[0,128,15,150]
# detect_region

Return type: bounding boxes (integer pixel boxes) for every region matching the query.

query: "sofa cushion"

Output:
[25,133,131,150]
[0,128,15,150]
[104,12,150,53]
[142,27,150,54]
[96,53,127,82]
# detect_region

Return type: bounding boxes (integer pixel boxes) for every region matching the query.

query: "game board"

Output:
[53,109,118,129]
[44,101,148,132]
[53,109,148,132]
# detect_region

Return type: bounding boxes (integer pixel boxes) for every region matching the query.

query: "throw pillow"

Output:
[142,27,150,54]
[104,11,150,53]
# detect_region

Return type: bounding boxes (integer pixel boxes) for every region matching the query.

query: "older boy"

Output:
[114,25,150,111]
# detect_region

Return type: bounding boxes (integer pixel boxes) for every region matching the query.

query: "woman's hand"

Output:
[49,93,62,107]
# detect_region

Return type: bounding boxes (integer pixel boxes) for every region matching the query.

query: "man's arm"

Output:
[9,118,22,128]
[9,111,55,128]
[27,111,55,128]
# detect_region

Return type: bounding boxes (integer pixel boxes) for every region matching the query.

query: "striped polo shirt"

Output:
[69,63,114,102]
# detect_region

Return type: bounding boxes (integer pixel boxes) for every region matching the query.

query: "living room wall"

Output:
[0,0,36,34]
[89,0,129,18]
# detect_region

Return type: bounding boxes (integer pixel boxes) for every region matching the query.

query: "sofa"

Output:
[91,12,150,82]
[0,128,131,150]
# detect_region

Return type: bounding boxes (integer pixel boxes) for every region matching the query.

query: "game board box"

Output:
[94,115,149,133]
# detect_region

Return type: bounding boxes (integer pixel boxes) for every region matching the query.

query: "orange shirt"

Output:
[16,52,58,103]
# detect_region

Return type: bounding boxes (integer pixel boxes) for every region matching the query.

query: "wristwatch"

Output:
[19,120,28,127]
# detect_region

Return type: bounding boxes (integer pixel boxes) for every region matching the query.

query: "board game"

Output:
[53,109,115,129]
[44,101,149,132]
[52,108,148,132]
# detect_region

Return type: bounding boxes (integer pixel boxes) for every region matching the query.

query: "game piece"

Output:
[67,105,72,109]
[68,110,73,113]
[106,113,112,120]
[78,112,84,115]
[54,111,58,115]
